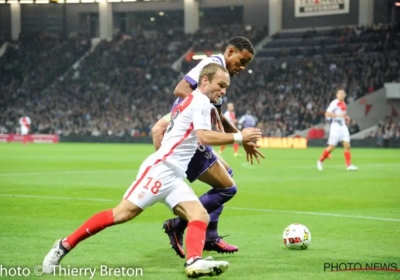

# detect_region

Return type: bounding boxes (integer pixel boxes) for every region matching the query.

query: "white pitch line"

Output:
[0,193,398,223]
[227,207,400,222]
[0,170,136,177]
[241,162,400,170]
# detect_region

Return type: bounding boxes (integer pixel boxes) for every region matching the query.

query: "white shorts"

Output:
[123,159,199,210]
[21,127,29,135]
[327,123,350,146]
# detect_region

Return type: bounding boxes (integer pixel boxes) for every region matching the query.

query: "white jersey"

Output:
[223,111,236,123]
[19,116,31,128]
[155,90,213,177]
[171,54,225,110]
[19,116,31,135]
[326,99,350,145]
[326,99,347,125]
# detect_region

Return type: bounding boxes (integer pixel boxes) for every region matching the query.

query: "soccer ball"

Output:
[282,223,311,250]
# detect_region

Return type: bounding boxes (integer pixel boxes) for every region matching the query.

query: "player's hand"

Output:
[211,107,225,133]
[241,127,262,143]
[345,115,351,121]
[243,142,265,164]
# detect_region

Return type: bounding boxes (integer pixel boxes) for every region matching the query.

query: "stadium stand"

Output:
[252,23,400,137]
[0,23,399,141]
[191,24,264,53]
[1,25,264,137]
[0,32,91,135]
[365,118,400,146]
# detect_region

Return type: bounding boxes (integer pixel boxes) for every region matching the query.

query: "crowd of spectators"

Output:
[190,24,264,53]
[366,118,400,146]
[0,25,264,137]
[0,32,91,134]
[264,23,400,58]
[181,24,264,72]
[221,51,399,137]
[1,23,400,139]
[1,31,180,137]
[231,24,400,137]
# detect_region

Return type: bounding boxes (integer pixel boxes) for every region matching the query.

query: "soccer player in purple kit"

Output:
[152,36,265,258]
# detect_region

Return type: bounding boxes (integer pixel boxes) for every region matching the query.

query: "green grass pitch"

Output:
[0,143,399,280]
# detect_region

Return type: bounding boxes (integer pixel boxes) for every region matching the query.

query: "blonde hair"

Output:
[198,63,228,86]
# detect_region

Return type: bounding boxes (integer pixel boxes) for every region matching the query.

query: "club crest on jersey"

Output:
[171,109,181,120]
[137,191,145,200]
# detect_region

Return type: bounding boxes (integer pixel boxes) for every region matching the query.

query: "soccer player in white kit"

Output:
[42,64,262,278]
[152,37,263,258]
[219,103,239,156]
[317,89,358,171]
[19,115,31,145]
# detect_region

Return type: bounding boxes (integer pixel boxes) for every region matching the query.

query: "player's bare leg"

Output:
[213,149,230,171]
[317,145,335,170]
[173,201,229,278]
[164,157,238,257]
[43,199,143,273]
[343,141,358,170]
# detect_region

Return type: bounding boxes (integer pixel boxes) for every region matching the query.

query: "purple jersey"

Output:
[170,54,226,182]
[171,54,226,112]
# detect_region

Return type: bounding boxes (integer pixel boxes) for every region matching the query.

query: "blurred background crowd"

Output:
[1,22,399,144]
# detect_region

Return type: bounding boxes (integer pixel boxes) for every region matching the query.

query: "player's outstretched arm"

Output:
[196,128,261,146]
[151,114,171,151]
[174,79,193,99]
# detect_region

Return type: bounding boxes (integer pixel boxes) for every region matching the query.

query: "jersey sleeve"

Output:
[193,101,212,131]
[326,101,336,113]
[238,115,246,124]
[184,57,224,90]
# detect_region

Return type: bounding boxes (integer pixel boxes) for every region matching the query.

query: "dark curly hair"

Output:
[228,36,255,55]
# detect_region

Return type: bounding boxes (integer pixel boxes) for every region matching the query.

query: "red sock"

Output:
[23,136,27,145]
[344,150,351,166]
[186,220,207,261]
[64,209,114,248]
[233,143,239,153]
[220,145,226,152]
[319,149,330,162]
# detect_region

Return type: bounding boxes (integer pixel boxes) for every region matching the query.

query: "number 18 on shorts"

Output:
[123,160,199,210]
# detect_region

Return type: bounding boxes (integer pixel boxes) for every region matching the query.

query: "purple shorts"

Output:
[186,145,218,183]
